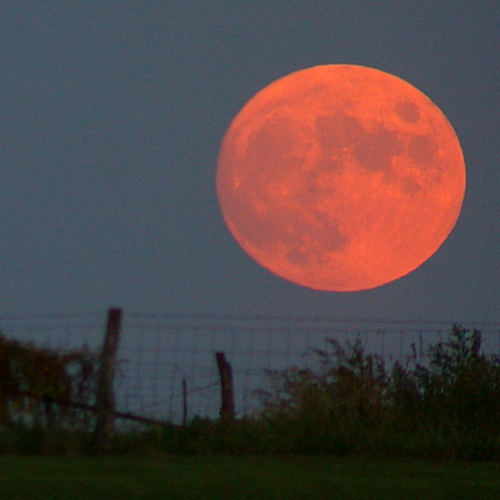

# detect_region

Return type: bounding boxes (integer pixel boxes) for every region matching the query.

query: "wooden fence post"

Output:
[215,352,235,422]
[94,307,122,453]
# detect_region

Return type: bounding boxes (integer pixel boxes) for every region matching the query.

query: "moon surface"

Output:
[216,65,466,291]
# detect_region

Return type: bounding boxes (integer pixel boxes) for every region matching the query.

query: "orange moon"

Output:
[216,65,466,291]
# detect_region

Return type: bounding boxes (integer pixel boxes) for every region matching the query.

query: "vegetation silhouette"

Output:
[257,324,500,459]
[1,325,500,459]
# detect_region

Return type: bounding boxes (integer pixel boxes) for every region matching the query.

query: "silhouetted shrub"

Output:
[0,332,98,433]
[388,325,500,455]
[258,325,500,459]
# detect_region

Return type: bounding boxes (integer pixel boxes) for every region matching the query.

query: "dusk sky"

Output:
[1,3,499,324]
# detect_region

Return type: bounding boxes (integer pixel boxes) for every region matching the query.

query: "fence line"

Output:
[1,310,499,426]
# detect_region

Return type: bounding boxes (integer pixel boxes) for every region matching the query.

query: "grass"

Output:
[1,455,500,499]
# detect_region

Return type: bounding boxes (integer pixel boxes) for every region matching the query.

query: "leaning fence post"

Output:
[215,352,235,422]
[94,307,122,453]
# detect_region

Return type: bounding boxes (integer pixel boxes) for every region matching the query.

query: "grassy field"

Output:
[1,455,500,499]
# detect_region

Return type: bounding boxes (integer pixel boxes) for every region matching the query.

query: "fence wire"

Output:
[1,311,499,424]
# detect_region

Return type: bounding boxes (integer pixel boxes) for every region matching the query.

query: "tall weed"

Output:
[258,325,500,459]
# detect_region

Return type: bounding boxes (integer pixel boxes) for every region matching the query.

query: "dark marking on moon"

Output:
[394,101,420,123]
[409,135,439,166]
[353,125,401,172]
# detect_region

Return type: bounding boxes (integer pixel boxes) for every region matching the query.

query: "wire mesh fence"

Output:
[1,310,499,426]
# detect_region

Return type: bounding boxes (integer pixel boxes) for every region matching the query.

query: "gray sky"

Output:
[1,2,499,323]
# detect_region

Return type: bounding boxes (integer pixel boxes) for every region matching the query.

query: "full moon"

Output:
[216,65,466,291]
